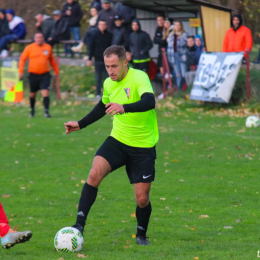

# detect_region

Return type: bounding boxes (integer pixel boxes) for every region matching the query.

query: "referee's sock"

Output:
[30,97,35,111]
[76,183,98,227]
[43,96,50,112]
[136,202,152,237]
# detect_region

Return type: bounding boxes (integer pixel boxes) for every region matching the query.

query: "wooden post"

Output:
[246,48,250,102]
[56,57,60,100]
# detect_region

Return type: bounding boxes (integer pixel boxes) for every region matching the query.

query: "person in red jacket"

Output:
[222,14,253,63]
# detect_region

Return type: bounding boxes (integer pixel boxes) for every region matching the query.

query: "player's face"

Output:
[157,16,165,27]
[34,33,44,45]
[104,54,128,82]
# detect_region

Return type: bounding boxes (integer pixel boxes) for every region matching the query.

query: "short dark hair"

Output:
[157,14,165,19]
[103,45,126,60]
[99,19,107,24]
[188,36,194,40]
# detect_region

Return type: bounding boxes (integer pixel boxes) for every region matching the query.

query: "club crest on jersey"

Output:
[124,88,130,99]
[43,50,48,56]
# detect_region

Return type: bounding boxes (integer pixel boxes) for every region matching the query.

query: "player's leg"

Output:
[28,73,40,117]
[134,183,152,245]
[126,146,156,245]
[40,72,51,117]
[74,137,127,235]
[73,156,111,234]
[29,92,37,117]
[0,202,32,249]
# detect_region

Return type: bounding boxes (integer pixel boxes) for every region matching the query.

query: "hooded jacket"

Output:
[129,19,153,61]
[186,45,198,70]
[222,14,253,56]
[62,1,83,27]
[6,9,26,39]
[112,24,130,51]
[0,9,11,38]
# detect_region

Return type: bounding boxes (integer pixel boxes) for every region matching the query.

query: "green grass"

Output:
[0,98,260,260]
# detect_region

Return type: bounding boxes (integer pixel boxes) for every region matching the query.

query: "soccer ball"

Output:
[245,116,260,128]
[54,227,83,252]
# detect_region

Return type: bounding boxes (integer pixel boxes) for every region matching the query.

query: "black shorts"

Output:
[96,136,156,184]
[157,53,163,68]
[28,72,51,93]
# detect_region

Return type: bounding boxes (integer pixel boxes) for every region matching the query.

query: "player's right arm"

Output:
[64,100,107,134]
[18,45,30,79]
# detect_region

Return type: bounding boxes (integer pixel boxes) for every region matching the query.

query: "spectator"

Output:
[47,10,70,47]
[116,2,135,32]
[154,14,167,76]
[0,9,26,53]
[112,15,129,51]
[91,0,102,11]
[35,14,54,40]
[72,7,98,53]
[96,0,117,33]
[194,35,203,62]
[87,20,112,98]
[222,14,252,63]
[186,36,198,71]
[0,9,10,38]
[62,0,83,42]
[167,21,188,89]
[129,19,153,73]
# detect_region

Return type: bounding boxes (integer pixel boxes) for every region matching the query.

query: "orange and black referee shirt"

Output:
[19,42,59,75]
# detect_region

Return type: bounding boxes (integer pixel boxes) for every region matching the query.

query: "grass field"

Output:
[0,98,260,260]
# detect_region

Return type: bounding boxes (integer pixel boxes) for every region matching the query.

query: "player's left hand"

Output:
[105,103,125,115]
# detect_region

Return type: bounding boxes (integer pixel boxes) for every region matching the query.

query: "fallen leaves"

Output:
[77,254,88,258]
[223,226,233,229]
[160,198,166,200]
[2,194,11,198]
[131,212,136,218]
[199,215,209,219]
[132,234,136,238]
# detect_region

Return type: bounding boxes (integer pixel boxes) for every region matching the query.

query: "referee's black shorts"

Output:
[96,136,156,184]
[28,72,51,93]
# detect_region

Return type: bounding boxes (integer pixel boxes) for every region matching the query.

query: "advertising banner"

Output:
[189,52,243,103]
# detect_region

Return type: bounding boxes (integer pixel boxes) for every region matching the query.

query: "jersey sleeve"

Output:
[137,72,154,97]
[102,80,110,105]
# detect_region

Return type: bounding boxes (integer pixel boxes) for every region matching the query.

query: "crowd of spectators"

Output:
[0,0,255,98]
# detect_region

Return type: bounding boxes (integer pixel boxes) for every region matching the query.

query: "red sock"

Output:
[0,202,10,237]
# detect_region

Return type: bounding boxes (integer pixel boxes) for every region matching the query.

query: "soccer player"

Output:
[0,202,32,249]
[19,32,59,118]
[64,45,159,246]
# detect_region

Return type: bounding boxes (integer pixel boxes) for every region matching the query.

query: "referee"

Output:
[19,32,59,118]
[64,45,159,246]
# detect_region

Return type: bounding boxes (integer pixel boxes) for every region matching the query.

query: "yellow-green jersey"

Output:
[102,68,159,148]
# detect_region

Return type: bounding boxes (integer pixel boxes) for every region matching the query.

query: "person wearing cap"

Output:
[91,0,102,11]
[47,10,70,47]
[0,9,26,53]
[112,15,129,51]
[96,0,117,33]
[129,19,153,73]
[87,20,112,98]
[223,14,252,62]
[35,13,54,41]
[116,2,136,32]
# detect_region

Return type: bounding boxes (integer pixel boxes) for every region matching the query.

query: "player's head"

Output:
[34,32,45,46]
[104,45,128,82]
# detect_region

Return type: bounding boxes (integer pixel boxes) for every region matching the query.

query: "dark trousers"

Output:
[94,61,108,96]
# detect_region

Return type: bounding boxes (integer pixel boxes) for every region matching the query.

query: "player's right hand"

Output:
[19,73,24,80]
[64,121,80,134]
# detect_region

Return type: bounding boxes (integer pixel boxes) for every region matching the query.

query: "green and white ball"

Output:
[245,116,260,128]
[54,227,83,252]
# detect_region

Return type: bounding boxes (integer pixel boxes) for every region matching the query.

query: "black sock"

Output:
[43,96,50,112]
[136,202,152,237]
[76,183,98,227]
[30,97,35,111]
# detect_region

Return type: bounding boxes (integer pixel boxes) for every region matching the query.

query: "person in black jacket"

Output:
[35,14,54,40]
[186,36,198,71]
[0,9,11,39]
[129,19,153,72]
[112,15,129,51]
[116,2,135,32]
[48,10,70,47]
[91,0,102,11]
[62,0,83,41]
[87,20,112,97]
[154,14,167,75]
[96,0,117,33]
